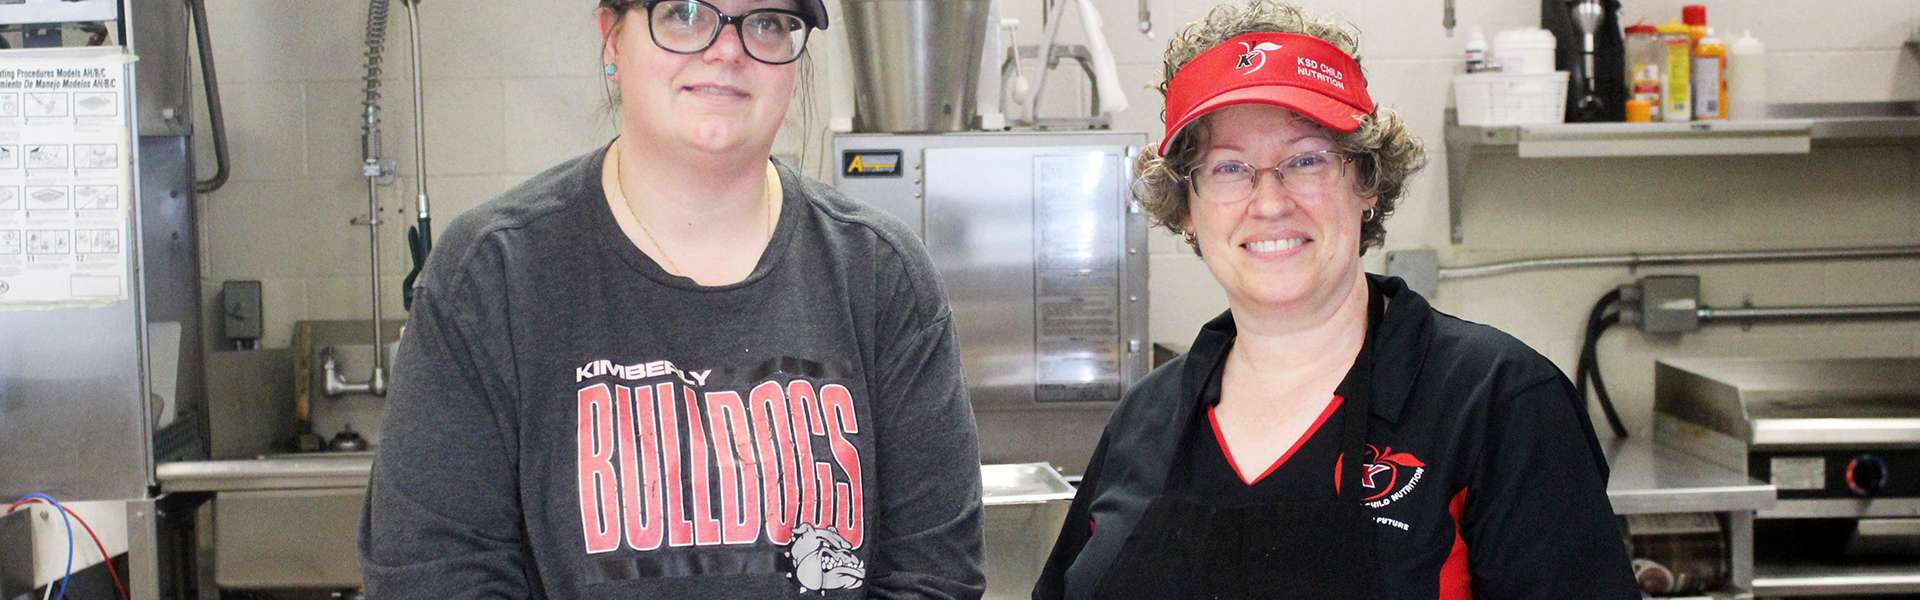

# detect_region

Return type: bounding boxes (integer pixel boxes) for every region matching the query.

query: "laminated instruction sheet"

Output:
[0,48,134,309]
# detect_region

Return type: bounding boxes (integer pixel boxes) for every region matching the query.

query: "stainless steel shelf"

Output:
[1754,560,1920,597]
[1441,102,1920,243]
[1604,438,1776,515]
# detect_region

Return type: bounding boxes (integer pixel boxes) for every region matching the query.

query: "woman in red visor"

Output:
[1033,2,1637,598]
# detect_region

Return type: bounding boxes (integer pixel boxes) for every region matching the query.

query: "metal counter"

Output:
[1605,438,1777,515]
[159,457,1076,597]
[1605,437,1776,597]
[156,452,374,492]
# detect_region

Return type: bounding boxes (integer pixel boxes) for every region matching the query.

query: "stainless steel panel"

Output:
[1603,438,1776,515]
[925,146,1038,407]
[128,0,190,136]
[842,0,990,132]
[214,488,366,589]
[980,464,1073,600]
[0,260,152,501]
[924,144,1133,407]
[1762,498,1920,519]
[204,348,295,459]
[139,136,204,448]
[1847,518,1920,555]
[1753,419,1920,448]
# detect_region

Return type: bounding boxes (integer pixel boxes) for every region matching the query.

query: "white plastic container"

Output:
[1465,26,1489,73]
[1454,71,1570,126]
[1727,31,1767,120]
[1492,28,1558,75]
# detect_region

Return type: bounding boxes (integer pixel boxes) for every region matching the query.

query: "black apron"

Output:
[1088,290,1383,600]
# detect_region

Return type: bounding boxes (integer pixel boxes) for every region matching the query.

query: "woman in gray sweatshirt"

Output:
[357,1,986,597]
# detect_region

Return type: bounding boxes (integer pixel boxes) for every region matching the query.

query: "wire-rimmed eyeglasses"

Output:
[1179,150,1356,204]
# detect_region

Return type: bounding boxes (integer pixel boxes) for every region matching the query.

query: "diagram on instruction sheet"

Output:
[25,229,70,255]
[74,185,114,210]
[24,92,66,118]
[26,144,68,170]
[73,92,115,117]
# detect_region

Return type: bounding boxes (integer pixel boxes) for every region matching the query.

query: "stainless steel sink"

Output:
[158,455,375,590]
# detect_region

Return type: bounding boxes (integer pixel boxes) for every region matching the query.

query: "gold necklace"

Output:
[606,142,779,277]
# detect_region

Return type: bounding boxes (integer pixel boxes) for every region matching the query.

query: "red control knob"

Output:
[1846,454,1891,497]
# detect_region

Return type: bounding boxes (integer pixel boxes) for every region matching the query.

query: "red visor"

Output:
[1160,32,1375,155]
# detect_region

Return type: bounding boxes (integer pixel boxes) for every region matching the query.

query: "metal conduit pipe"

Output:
[1698,304,1920,322]
[1436,245,1920,280]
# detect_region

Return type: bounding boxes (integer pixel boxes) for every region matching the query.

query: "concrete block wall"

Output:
[193,0,1920,434]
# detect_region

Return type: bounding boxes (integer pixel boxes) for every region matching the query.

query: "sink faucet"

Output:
[321,346,387,397]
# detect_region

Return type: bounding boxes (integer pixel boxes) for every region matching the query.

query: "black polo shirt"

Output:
[1035,275,1638,600]
[1179,341,1352,502]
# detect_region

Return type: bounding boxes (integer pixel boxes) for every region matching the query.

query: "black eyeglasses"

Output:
[639,0,814,65]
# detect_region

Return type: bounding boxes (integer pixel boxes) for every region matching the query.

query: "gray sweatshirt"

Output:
[359,145,986,599]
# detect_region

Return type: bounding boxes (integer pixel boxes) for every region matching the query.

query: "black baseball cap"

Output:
[799,0,829,29]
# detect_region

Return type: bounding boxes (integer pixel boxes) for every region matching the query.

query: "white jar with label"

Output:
[1492,28,1558,75]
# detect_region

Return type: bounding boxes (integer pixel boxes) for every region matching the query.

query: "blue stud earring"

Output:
[604,64,617,78]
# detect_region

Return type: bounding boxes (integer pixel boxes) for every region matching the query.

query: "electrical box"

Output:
[222,280,263,344]
[1635,275,1702,334]
[0,0,118,25]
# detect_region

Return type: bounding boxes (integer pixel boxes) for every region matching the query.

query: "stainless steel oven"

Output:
[832,131,1150,474]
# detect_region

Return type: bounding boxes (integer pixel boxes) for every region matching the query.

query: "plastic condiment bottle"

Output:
[1658,20,1693,122]
[1466,26,1489,73]
[1626,98,1654,123]
[1727,31,1767,120]
[1694,29,1726,120]
[1625,23,1664,121]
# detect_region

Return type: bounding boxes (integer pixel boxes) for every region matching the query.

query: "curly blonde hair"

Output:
[1137,0,1426,255]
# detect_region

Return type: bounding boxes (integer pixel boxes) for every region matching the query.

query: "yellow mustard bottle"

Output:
[1658,21,1693,122]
